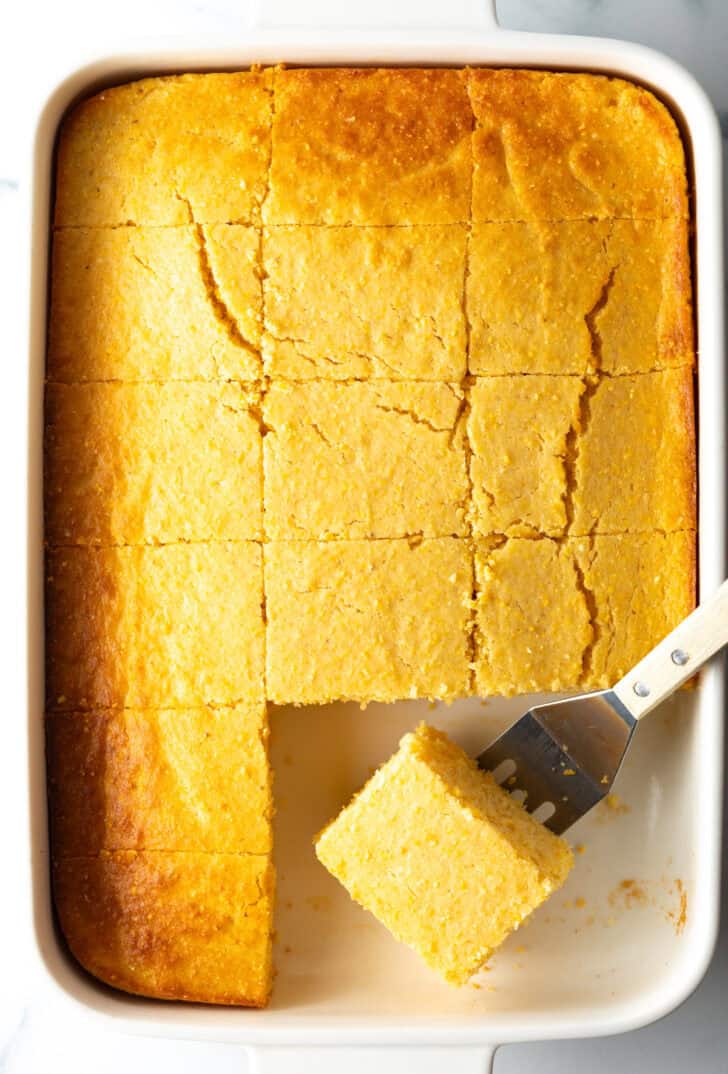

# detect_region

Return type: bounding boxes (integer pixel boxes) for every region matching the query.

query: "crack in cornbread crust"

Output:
[47,67,696,1007]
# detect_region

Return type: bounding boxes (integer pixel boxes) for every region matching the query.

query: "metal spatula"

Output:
[477,578,728,834]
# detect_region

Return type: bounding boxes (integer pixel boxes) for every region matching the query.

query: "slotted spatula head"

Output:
[477,691,638,834]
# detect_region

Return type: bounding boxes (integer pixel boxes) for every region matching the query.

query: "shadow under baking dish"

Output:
[268,694,697,1018]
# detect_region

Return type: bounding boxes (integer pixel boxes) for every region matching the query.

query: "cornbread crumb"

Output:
[265,539,472,704]
[263,226,467,380]
[315,725,573,985]
[264,380,468,540]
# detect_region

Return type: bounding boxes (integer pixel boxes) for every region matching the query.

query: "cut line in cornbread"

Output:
[263,380,469,540]
[265,538,473,704]
[45,381,263,545]
[467,218,693,376]
[316,724,573,986]
[52,851,275,1006]
[46,543,265,710]
[468,69,688,221]
[263,225,467,380]
[46,704,271,856]
[266,68,472,225]
[54,71,273,227]
[48,225,262,383]
[474,532,696,696]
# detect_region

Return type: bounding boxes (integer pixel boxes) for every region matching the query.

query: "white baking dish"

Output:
[22,2,725,1071]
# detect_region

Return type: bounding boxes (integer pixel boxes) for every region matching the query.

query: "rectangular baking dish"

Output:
[22,3,725,1071]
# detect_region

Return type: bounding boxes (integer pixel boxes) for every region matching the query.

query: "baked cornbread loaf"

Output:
[316,724,573,985]
[46,67,696,1007]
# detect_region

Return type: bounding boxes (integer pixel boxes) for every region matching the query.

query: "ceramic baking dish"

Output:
[22,2,725,1071]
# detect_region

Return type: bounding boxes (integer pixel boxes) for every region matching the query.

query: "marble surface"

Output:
[2,1,727,1070]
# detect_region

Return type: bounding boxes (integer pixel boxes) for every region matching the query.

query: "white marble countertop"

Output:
[1,2,726,1070]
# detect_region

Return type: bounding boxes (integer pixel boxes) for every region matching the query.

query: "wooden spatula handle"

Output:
[612,577,728,719]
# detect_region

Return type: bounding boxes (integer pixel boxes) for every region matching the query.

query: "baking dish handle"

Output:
[248,1045,496,1073]
[250,0,498,30]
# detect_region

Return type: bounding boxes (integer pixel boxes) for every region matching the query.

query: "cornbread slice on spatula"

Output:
[315,724,573,986]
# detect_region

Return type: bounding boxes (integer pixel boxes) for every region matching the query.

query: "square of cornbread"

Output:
[266,68,472,224]
[574,531,696,684]
[263,225,467,380]
[54,71,272,227]
[48,226,261,382]
[52,852,274,1006]
[264,381,468,540]
[316,724,573,985]
[46,704,271,856]
[469,70,687,222]
[474,537,593,696]
[46,543,264,709]
[573,368,696,535]
[474,533,696,695]
[467,376,584,537]
[265,538,472,703]
[45,382,263,544]
[467,219,693,376]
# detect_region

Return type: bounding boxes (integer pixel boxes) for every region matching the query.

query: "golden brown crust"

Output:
[46,544,265,710]
[46,705,271,856]
[468,69,688,221]
[45,382,263,544]
[55,72,273,227]
[52,852,274,1006]
[266,68,472,224]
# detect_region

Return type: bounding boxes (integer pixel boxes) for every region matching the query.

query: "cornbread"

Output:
[574,531,697,683]
[468,376,584,537]
[263,225,467,380]
[316,725,573,985]
[46,543,265,709]
[469,69,688,221]
[263,380,468,540]
[54,71,273,227]
[53,852,274,1006]
[474,533,696,695]
[45,382,263,544]
[573,369,697,535]
[467,219,693,376]
[265,539,473,704]
[48,226,262,383]
[46,704,271,855]
[46,66,696,1007]
[266,68,472,224]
